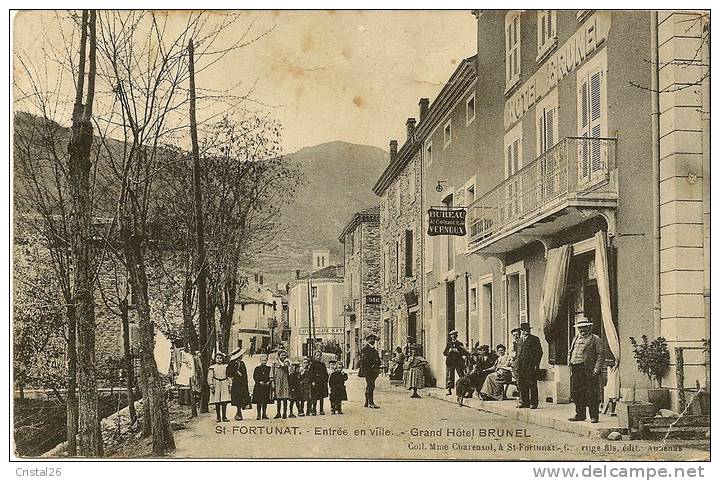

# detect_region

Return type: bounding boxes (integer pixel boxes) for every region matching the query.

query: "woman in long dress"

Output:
[403,346,428,398]
[480,344,514,401]
[226,348,251,420]
[207,352,232,422]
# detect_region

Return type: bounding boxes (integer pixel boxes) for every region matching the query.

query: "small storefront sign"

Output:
[427,207,467,236]
[298,327,344,335]
[365,294,382,305]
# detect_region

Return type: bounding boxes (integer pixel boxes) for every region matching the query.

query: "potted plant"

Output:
[629,335,671,412]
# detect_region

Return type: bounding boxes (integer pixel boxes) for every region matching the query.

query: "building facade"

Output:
[287,264,345,358]
[339,206,382,368]
[230,278,277,353]
[373,120,425,373]
[413,10,709,408]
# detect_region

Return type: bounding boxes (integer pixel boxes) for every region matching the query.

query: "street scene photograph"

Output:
[9,8,711,462]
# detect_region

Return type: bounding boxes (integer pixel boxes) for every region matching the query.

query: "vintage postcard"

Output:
[11,9,710,461]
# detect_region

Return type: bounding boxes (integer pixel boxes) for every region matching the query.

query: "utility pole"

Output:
[188,38,209,412]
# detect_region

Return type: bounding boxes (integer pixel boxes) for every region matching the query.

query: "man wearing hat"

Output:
[567,317,604,423]
[516,322,543,409]
[358,333,381,408]
[443,329,469,396]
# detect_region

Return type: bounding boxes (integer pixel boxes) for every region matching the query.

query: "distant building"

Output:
[287,263,345,358]
[230,276,276,353]
[339,206,381,368]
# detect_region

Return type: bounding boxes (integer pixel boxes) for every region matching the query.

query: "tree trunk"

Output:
[65,303,78,456]
[124,237,175,455]
[120,300,137,424]
[67,9,100,457]
[182,278,198,417]
[188,38,210,414]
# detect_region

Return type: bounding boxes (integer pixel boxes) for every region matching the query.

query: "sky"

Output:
[13,10,478,154]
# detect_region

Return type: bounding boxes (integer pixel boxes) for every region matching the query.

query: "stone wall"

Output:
[379,149,423,354]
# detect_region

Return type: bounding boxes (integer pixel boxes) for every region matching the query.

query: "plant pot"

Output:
[616,400,655,430]
[647,388,670,412]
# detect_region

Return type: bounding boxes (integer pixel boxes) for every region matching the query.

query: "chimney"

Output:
[389,140,398,162]
[295,269,301,280]
[259,275,264,285]
[406,118,416,142]
[419,98,429,121]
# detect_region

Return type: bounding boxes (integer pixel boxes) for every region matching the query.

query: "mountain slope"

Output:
[255,141,388,286]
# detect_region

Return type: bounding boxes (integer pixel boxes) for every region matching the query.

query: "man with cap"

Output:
[567,317,604,423]
[516,322,543,409]
[443,329,469,396]
[358,333,381,408]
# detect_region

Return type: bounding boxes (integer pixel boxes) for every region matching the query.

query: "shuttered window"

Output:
[578,66,606,185]
[405,229,414,277]
[537,89,559,200]
[537,10,557,60]
[505,11,522,90]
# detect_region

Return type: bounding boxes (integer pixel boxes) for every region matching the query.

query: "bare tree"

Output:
[65,9,103,457]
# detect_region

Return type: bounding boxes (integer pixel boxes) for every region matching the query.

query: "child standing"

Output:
[328,363,348,414]
[271,350,291,419]
[252,354,272,420]
[207,352,232,422]
[287,360,299,418]
[296,357,311,416]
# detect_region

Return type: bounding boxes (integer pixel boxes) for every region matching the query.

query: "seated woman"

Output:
[479,344,513,401]
[389,347,405,381]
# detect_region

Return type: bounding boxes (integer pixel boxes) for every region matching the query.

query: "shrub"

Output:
[629,335,670,385]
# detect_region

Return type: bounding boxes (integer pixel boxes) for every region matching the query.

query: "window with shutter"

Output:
[536,10,557,61]
[577,56,607,186]
[504,124,523,221]
[405,229,414,277]
[505,11,522,91]
[537,89,559,201]
[518,269,528,324]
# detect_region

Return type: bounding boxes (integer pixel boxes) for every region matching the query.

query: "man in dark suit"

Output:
[443,329,468,395]
[516,322,543,409]
[358,334,381,408]
[567,317,605,423]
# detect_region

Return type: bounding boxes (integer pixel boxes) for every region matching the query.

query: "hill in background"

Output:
[255,141,388,287]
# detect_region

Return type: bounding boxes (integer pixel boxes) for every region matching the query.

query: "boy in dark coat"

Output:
[307,350,329,415]
[252,354,272,419]
[287,361,300,418]
[329,363,348,414]
[226,348,251,420]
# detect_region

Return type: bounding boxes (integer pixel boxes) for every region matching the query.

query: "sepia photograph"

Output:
[9,6,712,463]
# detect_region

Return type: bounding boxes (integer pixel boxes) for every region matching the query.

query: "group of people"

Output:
[444,325,542,407]
[206,348,349,422]
[443,317,605,423]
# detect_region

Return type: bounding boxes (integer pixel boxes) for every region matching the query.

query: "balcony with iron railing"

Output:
[467,137,618,254]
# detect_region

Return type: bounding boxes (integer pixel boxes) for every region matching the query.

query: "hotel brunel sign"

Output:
[504,11,611,130]
[427,207,467,236]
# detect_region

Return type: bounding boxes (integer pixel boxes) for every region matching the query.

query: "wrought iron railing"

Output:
[468,137,617,245]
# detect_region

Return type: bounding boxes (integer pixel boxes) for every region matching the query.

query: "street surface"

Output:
[171,355,709,460]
